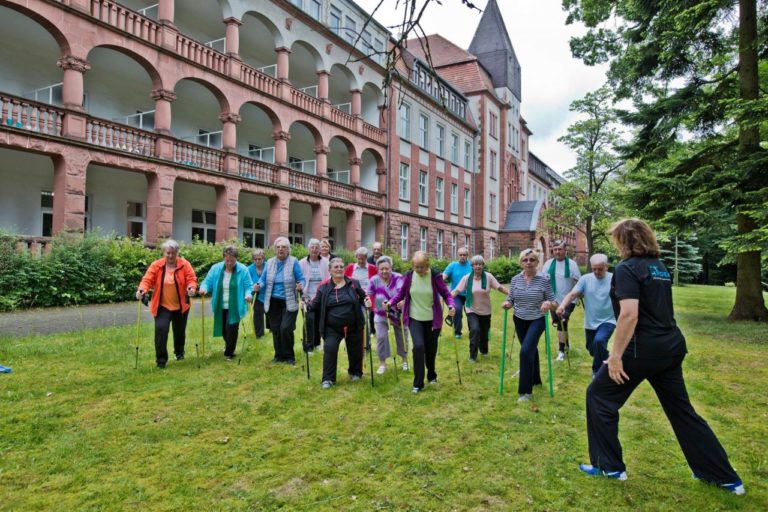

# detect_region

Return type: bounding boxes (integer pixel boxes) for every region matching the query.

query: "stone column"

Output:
[219,112,241,152]
[52,154,87,234]
[275,47,291,82]
[345,209,362,251]
[268,194,290,244]
[57,56,90,140]
[273,130,291,166]
[317,70,330,102]
[349,157,362,186]
[215,181,240,242]
[351,89,362,117]
[223,17,242,58]
[314,145,329,177]
[311,202,330,240]
[158,0,175,26]
[376,167,387,194]
[151,88,177,135]
[145,171,175,242]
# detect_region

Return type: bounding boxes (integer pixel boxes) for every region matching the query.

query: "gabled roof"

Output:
[405,34,476,68]
[502,200,542,232]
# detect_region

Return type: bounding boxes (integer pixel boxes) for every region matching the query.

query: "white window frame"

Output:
[450,132,459,163]
[192,209,216,243]
[451,232,457,259]
[489,237,496,259]
[489,112,498,138]
[288,222,304,246]
[450,183,458,214]
[464,140,471,169]
[435,177,444,211]
[126,201,145,239]
[418,113,429,148]
[401,224,409,259]
[399,163,410,201]
[420,226,427,252]
[242,216,267,248]
[489,193,497,222]
[465,234,471,251]
[41,191,53,237]
[308,0,321,20]
[83,194,93,232]
[435,124,445,158]
[418,171,428,206]
[436,230,443,259]
[399,103,411,140]
[490,150,497,180]
[344,15,357,45]
[464,189,471,219]
[330,5,342,35]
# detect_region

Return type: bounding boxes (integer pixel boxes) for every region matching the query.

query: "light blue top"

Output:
[442,260,473,297]
[573,272,615,329]
[257,259,304,300]
[247,263,266,302]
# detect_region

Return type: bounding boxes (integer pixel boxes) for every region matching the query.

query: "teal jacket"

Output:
[200,262,253,334]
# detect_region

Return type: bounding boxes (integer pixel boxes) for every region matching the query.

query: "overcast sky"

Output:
[356,0,610,175]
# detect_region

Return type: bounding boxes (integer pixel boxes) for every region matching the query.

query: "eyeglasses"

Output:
[521,258,537,263]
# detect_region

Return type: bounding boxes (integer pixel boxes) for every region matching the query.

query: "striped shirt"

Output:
[505,272,556,321]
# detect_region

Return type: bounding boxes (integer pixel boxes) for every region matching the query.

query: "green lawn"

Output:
[1,285,766,511]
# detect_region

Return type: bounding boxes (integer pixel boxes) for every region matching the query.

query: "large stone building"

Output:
[0,0,580,260]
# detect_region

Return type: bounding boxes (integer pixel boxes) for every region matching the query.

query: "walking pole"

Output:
[386,313,399,383]
[134,299,141,369]
[239,301,253,365]
[399,305,409,370]
[195,343,201,369]
[557,316,571,370]
[446,300,462,385]
[299,292,310,381]
[365,306,375,387]
[200,295,206,358]
[544,311,555,397]
[499,308,508,396]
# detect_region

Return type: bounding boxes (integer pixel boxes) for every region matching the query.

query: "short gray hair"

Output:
[376,255,393,268]
[251,248,264,258]
[223,245,239,258]
[160,239,179,253]
[329,257,344,268]
[355,246,369,257]
[307,238,320,248]
[470,254,485,265]
[274,236,291,252]
[590,253,608,266]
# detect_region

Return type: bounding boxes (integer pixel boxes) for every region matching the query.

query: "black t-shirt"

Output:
[610,257,686,358]
[326,283,359,328]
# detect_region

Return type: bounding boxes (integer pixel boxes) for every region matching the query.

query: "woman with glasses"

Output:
[247,248,267,339]
[299,238,330,353]
[502,249,557,402]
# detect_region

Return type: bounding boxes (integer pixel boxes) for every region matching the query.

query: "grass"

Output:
[0,285,766,511]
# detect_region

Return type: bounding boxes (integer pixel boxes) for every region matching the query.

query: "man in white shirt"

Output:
[542,240,581,361]
[557,254,615,377]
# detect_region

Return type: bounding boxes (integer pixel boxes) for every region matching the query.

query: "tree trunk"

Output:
[729,0,768,321]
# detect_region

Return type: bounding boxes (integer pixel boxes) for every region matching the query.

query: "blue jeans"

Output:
[585,322,615,375]
[452,294,466,336]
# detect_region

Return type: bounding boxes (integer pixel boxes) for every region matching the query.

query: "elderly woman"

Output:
[254,237,304,365]
[502,248,558,402]
[198,245,253,360]
[386,251,455,394]
[299,238,330,353]
[247,248,267,338]
[452,255,508,362]
[319,239,336,261]
[367,255,409,374]
[578,219,744,494]
[307,257,372,389]
[345,247,378,345]
[136,239,198,368]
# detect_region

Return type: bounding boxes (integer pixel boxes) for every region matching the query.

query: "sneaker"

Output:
[175,354,185,361]
[317,345,323,352]
[271,357,281,364]
[578,464,627,481]
[284,359,296,366]
[156,363,166,369]
[428,379,437,385]
[517,393,532,402]
[402,362,409,371]
[556,351,565,361]
[469,357,477,363]
[225,356,235,362]
[719,480,745,495]
[350,375,361,382]
[321,381,333,389]
[376,365,386,375]
[411,387,421,394]
[455,334,462,339]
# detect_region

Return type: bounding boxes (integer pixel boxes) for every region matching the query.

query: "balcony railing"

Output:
[137,3,159,19]
[328,180,354,202]
[87,119,156,156]
[238,157,279,184]
[288,168,320,193]
[172,140,224,172]
[1,94,63,136]
[299,85,318,98]
[333,102,351,114]
[204,37,226,53]
[256,64,277,78]
[176,33,228,74]
[361,189,384,207]
[182,131,222,149]
[329,105,356,131]
[90,0,160,45]
[240,63,281,97]
[23,82,63,106]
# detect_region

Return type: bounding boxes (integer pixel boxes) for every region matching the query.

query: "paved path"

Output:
[0,301,213,337]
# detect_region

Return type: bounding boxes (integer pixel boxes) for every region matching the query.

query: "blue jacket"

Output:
[201,261,253,323]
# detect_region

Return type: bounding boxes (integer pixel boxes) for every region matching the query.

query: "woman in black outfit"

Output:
[579,218,744,495]
[307,257,372,388]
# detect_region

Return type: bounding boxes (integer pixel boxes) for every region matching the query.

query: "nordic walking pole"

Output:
[134,299,141,369]
[200,295,206,358]
[557,316,571,370]
[298,292,310,381]
[499,308,508,396]
[399,305,409,370]
[447,300,462,385]
[239,301,253,365]
[544,311,555,397]
[195,343,201,369]
[365,303,374,387]
[386,314,399,383]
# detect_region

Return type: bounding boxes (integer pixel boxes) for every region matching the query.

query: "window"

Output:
[192,209,216,243]
[489,237,496,259]
[490,150,497,179]
[435,177,444,210]
[309,0,321,20]
[464,189,471,218]
[288,222,304,245]
[507,122,512,147]
[489,112,498,138]
[399,103,411,140]
[399,163,410,200]
[330,5,342,35]
[418,171,428,206]
[84,195,92,232]
[450,183,458,214]
[373,38,385,64]
[344,15,356,45]
[362,30,373,54]
[401,224,409,259]
[464,140,471,169]
[418,114,429,148]
[450,133,459,163]
[328,227,337,250]
[465,234,471,250]
[436,124,445,157]
[126,201,145,239]
[451,232,457,259]
[41,191,53,237]
[436,230,444,258]
[242,216,267,248]
[420,227,427,252]
[489,193,497,222]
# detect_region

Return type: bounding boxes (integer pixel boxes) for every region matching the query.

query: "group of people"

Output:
[135,218,744,495]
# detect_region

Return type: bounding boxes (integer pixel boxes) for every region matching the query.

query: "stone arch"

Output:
[241,10,285,49]
[328,135,357,160]
[217,0,234,19]
[361,147,385,169]
[361,81,385,125]
[288,120,323,147]
[0,1,71,56]
[237,100,282,133]
[86,44,163,90]
[290,40,324,72]
[169,76,230,113]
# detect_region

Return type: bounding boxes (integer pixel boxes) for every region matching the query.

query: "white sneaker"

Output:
[402,362,409,371]
[556,351,565,361]
[376,364,386,375]
[518,393,532,402]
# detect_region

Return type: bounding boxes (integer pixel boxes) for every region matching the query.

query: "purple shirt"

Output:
[389,269,456,330]
[367,273,403,321]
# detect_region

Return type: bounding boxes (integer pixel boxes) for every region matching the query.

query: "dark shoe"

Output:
[225,356,235,361]
[156,363,166,369]
[350,374,362,382]
[175,354,185,361]
[285,359,296,366]
[271,357,281,364]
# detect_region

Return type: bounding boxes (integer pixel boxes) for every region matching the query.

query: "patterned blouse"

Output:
[505,272,556,321]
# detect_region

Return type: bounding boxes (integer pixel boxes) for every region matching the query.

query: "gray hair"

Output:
[273,236,291,252]
[223,245,239,258]
[376,255,393,268]
[160,239,179,253]
[329,257,344,269]
[552,240,567,248]
[355,246,369,257]
[251,248,265,258]
[470,254,485,265]
[590,253,608,266]
[307,238,320,248]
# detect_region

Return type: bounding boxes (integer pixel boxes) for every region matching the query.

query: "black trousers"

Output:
[586,353,740,484]
[409,319,440,389]
[467,312,491,359]
[221,309,239,357]
[513,316,544,395]
[267,298,297,362]
[252,299,265,338]
[154,306,189,365]
[322,324,363,382]
[302,310,319,351]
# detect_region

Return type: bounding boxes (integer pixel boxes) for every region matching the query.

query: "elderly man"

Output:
[542,240,581,361]
[442,247,472,339]
[557,254,615,377]
[367,242,384,265]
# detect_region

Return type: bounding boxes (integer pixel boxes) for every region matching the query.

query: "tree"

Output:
[658,236,704,285]
[563,0,768,321]
[546,86,624,262]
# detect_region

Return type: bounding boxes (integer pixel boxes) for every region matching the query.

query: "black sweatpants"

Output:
[302,310,319,351]
[252,299,265,338]
[154,306,189,365]
[221,309,239,357]
[267,298,297,362]
[321,324,364,382]
[586,353,741,484]
[513,316,544,395]
[467,312,491,359]
[409,319,440,389]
